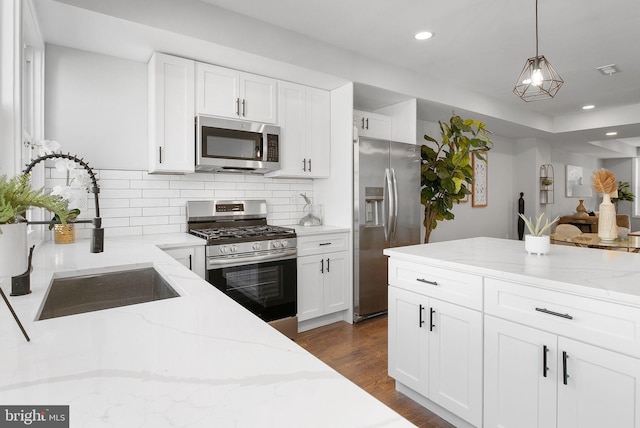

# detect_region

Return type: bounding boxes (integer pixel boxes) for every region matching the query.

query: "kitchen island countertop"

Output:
[0,234,411,427]
[384,236,640,307]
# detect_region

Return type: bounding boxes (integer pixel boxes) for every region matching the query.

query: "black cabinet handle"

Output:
[543,345,549,377]
[365,118,369,129]
[417,278,438,286]
[302,159,306,172]
[419,304,425,327]
[535,307,573,320]
[188,254,192,271]
[319,242,332,246]
[308,158,312,172]
[361,117,365,129]
[320,259,324,274]
[430,308,435,331]
[562,351,569,385]
[326,258,330,272]
[236,98,240,116]
[242,99,246,117]
[159,147,163,164]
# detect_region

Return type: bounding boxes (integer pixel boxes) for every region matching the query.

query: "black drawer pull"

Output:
[542,345,549,377]
[562,351,569,385]
[416,278,438,286]
[535,307,573,320]
[419,304,425,327]
[319,242,332,246]
[430,307,436,331]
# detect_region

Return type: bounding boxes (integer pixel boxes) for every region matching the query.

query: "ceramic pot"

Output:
[597,193,617,242]
[54,224,76,244]
[0,223,28,277]
[524,234,550,255]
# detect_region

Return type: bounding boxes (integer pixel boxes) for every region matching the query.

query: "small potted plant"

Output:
[518,212,559,255]
[0,174,71,276]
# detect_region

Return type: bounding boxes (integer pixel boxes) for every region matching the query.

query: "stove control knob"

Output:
[281,240,288,248]
[230,245,238,253]
[220,246,228,254]
[273,241,281,249]
[252,242,261,250]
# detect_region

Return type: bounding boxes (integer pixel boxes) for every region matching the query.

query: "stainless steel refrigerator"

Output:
[353,138,421,322]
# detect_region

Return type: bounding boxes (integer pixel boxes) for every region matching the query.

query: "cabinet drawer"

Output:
[485,277,640,358]
[388,259,482,310]
[297,232,349,257]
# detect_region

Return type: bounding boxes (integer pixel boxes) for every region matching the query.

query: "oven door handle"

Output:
[207,250,296,269]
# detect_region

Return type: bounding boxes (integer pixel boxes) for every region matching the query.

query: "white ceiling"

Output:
[34,0,640,158]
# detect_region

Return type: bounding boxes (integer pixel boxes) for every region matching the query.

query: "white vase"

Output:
[524,234,551,255]
[598,193,617,242]
[0,223,28,277]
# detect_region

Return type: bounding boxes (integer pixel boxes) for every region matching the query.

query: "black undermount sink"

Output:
[37,266,179,320]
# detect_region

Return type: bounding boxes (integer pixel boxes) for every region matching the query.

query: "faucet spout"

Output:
[23,153,104,253]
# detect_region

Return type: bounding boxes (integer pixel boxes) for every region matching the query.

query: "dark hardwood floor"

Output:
[296,315,455,428]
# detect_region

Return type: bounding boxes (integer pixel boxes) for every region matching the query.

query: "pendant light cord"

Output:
[535,0,539,57]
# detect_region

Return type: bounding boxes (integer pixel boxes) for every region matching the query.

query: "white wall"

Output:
[417,120,516,243]
[45,44,147,170]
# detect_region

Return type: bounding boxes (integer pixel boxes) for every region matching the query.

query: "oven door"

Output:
[206,255,296,322]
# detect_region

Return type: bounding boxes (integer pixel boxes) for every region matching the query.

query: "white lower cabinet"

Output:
[485,315,640,428]
[298,250,348,321]
[297,232,349,322]
[163,246,205,279]
[388,285,483,427]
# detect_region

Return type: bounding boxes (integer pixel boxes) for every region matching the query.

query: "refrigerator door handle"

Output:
[383,168,393,241]
[389,168,399,241]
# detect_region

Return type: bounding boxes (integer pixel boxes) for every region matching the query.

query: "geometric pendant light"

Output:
[513,0,564,102]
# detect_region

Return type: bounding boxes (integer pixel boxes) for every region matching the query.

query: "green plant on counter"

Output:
[421,114,494,243]
[518,212,559,236]
[0,174,71,234]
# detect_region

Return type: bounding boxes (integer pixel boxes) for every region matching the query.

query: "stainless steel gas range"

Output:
[186,200,297,339]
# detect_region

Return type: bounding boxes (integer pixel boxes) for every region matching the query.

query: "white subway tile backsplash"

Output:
[46,168,313,237]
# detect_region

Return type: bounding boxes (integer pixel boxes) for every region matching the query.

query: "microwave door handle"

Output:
[256,136,263,160]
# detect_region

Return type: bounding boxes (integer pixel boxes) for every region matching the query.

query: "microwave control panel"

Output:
[267,136,279,162]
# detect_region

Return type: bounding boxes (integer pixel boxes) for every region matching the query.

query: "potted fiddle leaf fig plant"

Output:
[421,115,494,243]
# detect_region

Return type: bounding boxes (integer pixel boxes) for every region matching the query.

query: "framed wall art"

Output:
[472,152,488,207]
[566,165,583,197]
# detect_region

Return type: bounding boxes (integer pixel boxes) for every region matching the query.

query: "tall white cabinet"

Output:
[148,53,195,173]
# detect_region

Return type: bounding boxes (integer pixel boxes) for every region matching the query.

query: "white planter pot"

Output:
[0,223,28,277]
[524,234,551,255]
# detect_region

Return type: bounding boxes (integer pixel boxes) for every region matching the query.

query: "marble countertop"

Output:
[384,237,640,307]
[1,234,411,428]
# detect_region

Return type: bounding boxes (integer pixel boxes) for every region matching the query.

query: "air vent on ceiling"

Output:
[596,64,619,76]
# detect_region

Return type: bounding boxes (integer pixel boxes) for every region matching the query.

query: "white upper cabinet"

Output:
[353,109,391,141]
[196,63,277,124]
[148,52,195,174]
[267,81,330,178]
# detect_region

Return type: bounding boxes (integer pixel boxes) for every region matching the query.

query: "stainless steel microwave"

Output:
[195,115,280,173]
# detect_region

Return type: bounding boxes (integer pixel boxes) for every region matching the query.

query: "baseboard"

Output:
[297,311,346,333]
[396,382,478,428]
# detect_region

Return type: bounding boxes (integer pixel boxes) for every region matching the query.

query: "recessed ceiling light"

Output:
[414,31,434,41]
[606,131,618,136]
[582,105,595,110]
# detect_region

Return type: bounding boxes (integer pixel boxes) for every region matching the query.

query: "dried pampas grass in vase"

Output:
[591,168,618,241]
[592,168,617,195]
